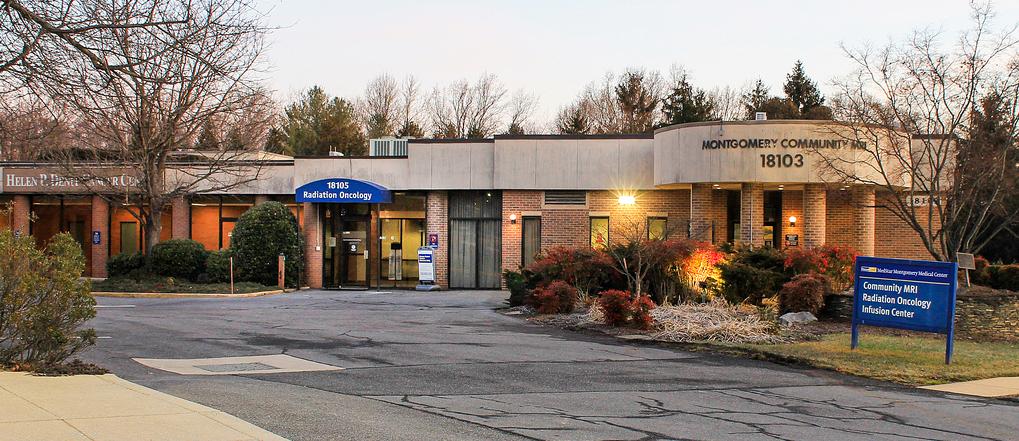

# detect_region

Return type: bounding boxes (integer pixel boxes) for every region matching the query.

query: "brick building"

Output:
[0,120,937,289]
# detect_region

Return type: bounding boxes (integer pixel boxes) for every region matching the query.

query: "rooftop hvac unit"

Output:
[328,150,344,157]
[370,138,409,157]
[755,112,768,121]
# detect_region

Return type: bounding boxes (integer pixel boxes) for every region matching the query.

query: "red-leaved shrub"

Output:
[779,273,828,315]
[597,289,656,329]
[784,245,857,292]
[525,247,617,297]
[531,280,578,314]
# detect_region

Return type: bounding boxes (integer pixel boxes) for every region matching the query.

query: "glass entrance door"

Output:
[323,204,370,289]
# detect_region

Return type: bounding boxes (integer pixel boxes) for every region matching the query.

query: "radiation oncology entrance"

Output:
[296,177,393,290]
[321,203,371,288]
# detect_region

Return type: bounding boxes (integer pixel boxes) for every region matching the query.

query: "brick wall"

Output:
[12,195,29,236]
[874,192,938,260]
[825,189,855,249]
[740,183,764,247]
[426,191,449,288]
[500,189,690,276]
[171,196,190,240]
[852,186,876,256]
[302,202,322,288]
[91,196,109,278]
[781,190,804,249]
[803,184,826,248]
[711,190,730,244]
[690,184,713,242]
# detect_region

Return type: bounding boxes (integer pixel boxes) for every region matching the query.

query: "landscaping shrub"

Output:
[986,264,1019,292]
[605,239,697,304]
[204,249,233,283]
[597,289,655,329]
[531,281,579,314]
[0,231,96,370]
[231,201,303,287]
[779,273,828,315]
[718,246,789,305]
[784,245,857,292]
[149,239,208,281]
[524,246,618,298]
[674,240,726,302]
[503,270,529,307]
[107,251,146,277]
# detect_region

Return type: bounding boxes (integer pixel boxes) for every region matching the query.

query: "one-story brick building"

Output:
[0,120,937,289]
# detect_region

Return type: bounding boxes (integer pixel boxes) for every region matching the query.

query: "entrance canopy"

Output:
[295,178,392,204]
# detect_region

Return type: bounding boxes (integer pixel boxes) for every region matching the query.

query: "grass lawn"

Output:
[737,332,1019,386]
[92,276,275,294]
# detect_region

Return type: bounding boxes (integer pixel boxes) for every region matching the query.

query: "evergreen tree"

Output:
[615,69,658,133]
[506,122,526,135]
[396,120,425,138]
[283,86,366,156]
[555,103,591,134]
[263,126,288,154]
[661,74,715,125]
[742,79,770,120]
[194,119,221,150]
[783,61,828,118]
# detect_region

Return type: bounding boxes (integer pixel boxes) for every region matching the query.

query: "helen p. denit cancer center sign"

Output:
[851,256,958,363]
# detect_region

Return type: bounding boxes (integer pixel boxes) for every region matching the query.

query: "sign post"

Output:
[851,256,958,364]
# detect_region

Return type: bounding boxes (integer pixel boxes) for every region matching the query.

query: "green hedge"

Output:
[230,201,303,287]
[149,239,208,281]
[107,251,145,277]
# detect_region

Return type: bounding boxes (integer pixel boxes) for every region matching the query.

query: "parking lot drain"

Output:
[133,354,342,375]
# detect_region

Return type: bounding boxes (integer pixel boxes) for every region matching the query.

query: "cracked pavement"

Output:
[83,290,1019,440]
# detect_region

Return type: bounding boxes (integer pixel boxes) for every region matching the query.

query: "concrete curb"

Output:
[92,289,292,299]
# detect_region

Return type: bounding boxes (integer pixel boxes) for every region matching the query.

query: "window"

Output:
[590,216,609,249]
[522,216,541,267]
[647,217,667,240]
[544,191,586,206]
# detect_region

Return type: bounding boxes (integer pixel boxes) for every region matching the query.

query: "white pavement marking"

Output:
[95,305,136,308]
[133,354,342,376]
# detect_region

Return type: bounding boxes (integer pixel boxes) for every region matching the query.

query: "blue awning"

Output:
[295,178,392,204]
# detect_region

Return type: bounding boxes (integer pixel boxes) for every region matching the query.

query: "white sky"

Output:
[254,0,1019,125]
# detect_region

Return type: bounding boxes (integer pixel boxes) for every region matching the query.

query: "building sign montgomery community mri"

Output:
[295,178,392,204]
[851,256,959,364]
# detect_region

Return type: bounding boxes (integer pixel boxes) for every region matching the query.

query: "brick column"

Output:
[302,202,323,288]
[90,196,110,278]
[740,183,764,247]
[690,184,715,242]
[803,184,827,248]
[254,195,269,205]
[11,195,30,236]
[426,191,448,288]
[171,196,190,239]
[852,186,876,256]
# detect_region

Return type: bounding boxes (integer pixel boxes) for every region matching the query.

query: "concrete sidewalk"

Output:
[0,372,287,441]
[921,376,1019,398]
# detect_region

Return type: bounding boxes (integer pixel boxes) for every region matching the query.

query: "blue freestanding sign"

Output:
[295,178,392,204]
[851,256,958,364]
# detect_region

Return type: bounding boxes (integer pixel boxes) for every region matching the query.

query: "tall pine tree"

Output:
[742,79,770,120]
[282,86,366,156]
[661,74,714,126]
[782,61,831,119]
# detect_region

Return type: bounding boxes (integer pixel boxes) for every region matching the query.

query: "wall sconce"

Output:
[788,216,797,227]
[618,195,636,206]
[509,213,517,224]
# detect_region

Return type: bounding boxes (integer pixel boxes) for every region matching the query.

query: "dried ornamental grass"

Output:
[649,299,786,344]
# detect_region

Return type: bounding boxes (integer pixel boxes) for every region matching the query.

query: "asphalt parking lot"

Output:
[83,290,1019,441]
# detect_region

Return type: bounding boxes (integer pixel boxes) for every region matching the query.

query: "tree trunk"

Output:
[144,206,163,256]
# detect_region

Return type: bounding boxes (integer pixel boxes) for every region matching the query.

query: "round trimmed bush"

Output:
[230,201,303,287]
[204,249,233,283]
[149,239,208,281]
[779,273,827,315]
[107,251,145,277]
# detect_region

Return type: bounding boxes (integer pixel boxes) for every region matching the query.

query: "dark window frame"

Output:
[521,215,541,267]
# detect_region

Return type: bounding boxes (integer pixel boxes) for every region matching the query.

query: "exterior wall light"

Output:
[509,213,517,224]
[788,216,797,227]
[618,195,636,206]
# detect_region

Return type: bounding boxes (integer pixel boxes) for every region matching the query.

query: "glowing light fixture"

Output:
[509,213,517,224]
[788,215,797,227]
[618,195,636,206]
